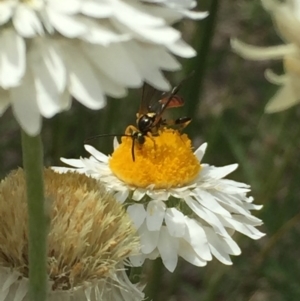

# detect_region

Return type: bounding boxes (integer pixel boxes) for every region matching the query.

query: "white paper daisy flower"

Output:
[231,0,300,113]
[56,128,265,273]
[0,168,144,301]
[0,0,208,135]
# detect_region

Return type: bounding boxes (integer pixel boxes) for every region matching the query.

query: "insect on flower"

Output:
[86,74,193,161]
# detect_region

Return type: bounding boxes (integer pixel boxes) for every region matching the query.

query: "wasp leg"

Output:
[163,117,191,131]
[174,117,192,130]
[125,125,139,162]
[125,125,147,162]
[125,125,138,135]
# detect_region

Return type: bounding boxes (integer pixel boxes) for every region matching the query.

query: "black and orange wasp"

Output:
[86,73,193,161]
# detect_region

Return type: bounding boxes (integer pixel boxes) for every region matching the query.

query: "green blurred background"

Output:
[1,0,300,300]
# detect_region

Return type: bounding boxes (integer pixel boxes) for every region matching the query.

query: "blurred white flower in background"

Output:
[56,129,264,272]
[0,0,208,135]
[231,0,300,113]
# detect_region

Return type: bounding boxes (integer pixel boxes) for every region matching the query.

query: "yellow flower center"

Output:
[109,128,201,189]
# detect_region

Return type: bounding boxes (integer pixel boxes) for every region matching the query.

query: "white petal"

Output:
[162,0,196,9]
[165,208,186,237]
[132,188,147,201]
[84,145,109,163]
[178,239,207,267]
[127,204,147,229]
[222,179,249,189]
[57,88,71,112]
[135,43,181,71]
[14,278,28,301]
[167,39,196,58]
[185,196,229,238]
[112,0,165,27]
[39,41,66,92]
[134,25,180,44]
[46,8,86,38]
[245,225,265,239]
[233,214,263,227]
[47,0,81,14]
[13,4,44,37]
[183,10,209,19]
[123,41,171,91]
[38,8,54,34]
[0,2,14,25]
[141,44,181,71]
[113,6,180,43]
[211,191,253,216]
[52,166,80,174]
[113,137,119,150]
[216,180,250,194]
[60,157,85,168]
[231,39,297,60]
[84,286,92,301]
[92,70,127,98]
[265,68,286,85]
[28,40,67,118]
[62,43,106,109]
[261,0,276,11]
[81,0,112,18]
[206,226,242,256]
[143,3,182,23]
[157,227,179,272]
[183,217,212,261]
[265,76,300,113]
[245,203,263,211]
[0,284,10,301]
[193,189,231,217]
[145,248,160,260]
[82,21,129,45]
[203,227,233,265]
[0,29,25,88]
[219,216,264,240]
[268,4,300,47]
[220,236,241,256]
[2,272,19,291]
[206,164,238,179]
[129,254,146,267]
[114,189,129,203]
[194,143,207,161]
[147,189,170,201]
[146,200,166,231]
[10,73,42,136]
[139,222,159,254]
[82,43,142,88]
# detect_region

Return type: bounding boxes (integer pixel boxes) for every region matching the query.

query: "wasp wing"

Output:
[138,82,162,116]
[152,71,195,126]
[159,94,184,108]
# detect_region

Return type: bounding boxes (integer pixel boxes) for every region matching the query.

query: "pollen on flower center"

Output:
[109,128,201,188]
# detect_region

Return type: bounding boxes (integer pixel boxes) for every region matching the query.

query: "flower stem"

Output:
[21,130,48,301]
[145,259,163,300]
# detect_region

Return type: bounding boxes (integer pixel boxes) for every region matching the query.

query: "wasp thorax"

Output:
[137,114,156,132]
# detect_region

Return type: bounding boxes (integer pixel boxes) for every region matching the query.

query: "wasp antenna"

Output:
[173,70,195,94]
[84,133,130,143]
[131,136,136,162]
